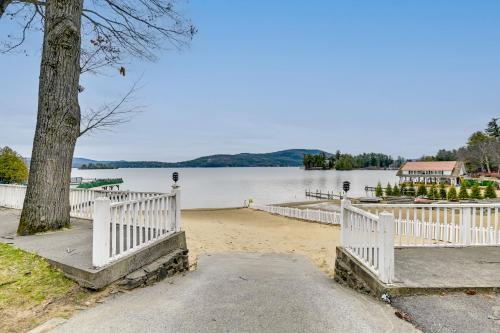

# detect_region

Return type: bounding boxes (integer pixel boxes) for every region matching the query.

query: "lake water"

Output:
[72,168,399,209]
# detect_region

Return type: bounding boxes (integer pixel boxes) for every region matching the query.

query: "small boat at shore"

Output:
[414,196,432,203]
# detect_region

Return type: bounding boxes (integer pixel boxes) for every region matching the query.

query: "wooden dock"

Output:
[305,190,343,200]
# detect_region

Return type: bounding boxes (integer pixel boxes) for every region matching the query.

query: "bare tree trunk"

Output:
[484,155,491,174]
[18,0,83,235]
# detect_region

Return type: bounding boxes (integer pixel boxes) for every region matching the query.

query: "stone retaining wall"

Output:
[119,249,189,289]
[334,247,387,297]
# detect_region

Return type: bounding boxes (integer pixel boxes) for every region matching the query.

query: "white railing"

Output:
[341,200,395,283]
[92,188,181,267]
[251,204,340,225]
[356,203,500,247]
[341,201,500,285]
[69,188,98,219]
[0,184,164,220]
[0,184,27,209]
[71,189,164,220]
[0,184,101,217]
[0,184,181,268]
[94,189,163,204]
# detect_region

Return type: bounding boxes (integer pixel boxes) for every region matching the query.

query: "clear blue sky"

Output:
[1,0,499,161]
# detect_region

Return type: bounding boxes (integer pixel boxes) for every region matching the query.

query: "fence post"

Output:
[92,197,111,268]
[340,199,349,246]
[461,207,471,246]
[378,212,395,284]
[171,187,181,232]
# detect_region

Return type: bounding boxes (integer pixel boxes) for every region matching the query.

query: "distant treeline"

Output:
[420,118,500,174]
[76,149,330,168]
[79,163,117,169]
[304,151,405,170]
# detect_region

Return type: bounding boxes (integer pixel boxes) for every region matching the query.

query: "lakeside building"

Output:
[397,161,467,186]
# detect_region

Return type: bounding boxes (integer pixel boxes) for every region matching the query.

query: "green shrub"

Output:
[462,179,497,188]
[392,184,400,196]
[407,183,416,197]
[484,184,497,199]
[385,183,393,196]
[439,183,447,200]
[458,185,469,199]
[428,185,438,199]
[0,147,28,184]
[400,183,407,196]
[375,182,383,197]
[470,183,482,199]
[416,184,427,197]
[447,185,458,201]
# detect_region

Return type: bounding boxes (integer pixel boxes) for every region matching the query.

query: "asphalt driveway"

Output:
[53,252,418,333]
[392,293,500,333]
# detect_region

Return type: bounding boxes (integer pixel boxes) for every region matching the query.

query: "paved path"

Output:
[393,293,500,333]
[0,208,94,271]
[395,247,500,289]
[53,253,418,333]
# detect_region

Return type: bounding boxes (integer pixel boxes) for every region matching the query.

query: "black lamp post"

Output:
[342,181,350,199]
[172,172,179,188]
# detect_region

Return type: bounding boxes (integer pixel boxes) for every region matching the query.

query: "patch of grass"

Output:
[0,243,95,332]
[0,243,73,308]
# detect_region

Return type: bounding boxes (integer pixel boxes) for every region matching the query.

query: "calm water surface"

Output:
[72,168,398,209]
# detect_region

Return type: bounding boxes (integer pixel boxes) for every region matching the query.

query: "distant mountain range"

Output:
[74,149,330,168]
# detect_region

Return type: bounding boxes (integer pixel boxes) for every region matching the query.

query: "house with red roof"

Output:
[397,161,467,186]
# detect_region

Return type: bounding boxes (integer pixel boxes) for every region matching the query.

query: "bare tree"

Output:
[458,131,499,174]
[487,139,500,174]
[79,80,143,137]
[1,0,195,234]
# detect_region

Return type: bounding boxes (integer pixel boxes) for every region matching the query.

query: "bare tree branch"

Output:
[2,0,194,135]
[1,5,36,53]
[2,0,196,71]
[82,0,194,65]
[79,80,143,137]
[79,30,120,74]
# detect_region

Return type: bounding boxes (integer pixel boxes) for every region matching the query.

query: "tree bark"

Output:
[18,0,83,235]
[0,0,13,18]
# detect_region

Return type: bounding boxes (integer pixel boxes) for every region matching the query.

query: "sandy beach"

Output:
[183,208,340,277]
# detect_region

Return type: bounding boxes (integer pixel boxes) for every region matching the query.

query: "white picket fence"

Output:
[0,184,181,268]
[69,188,98,219]
[93,189,181,267]
[251,204,340,225]
[356,203,500,247]
[0,184,26,209]
[0,184,164,220]
[341,201,394,283]
[341,201,500,284]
